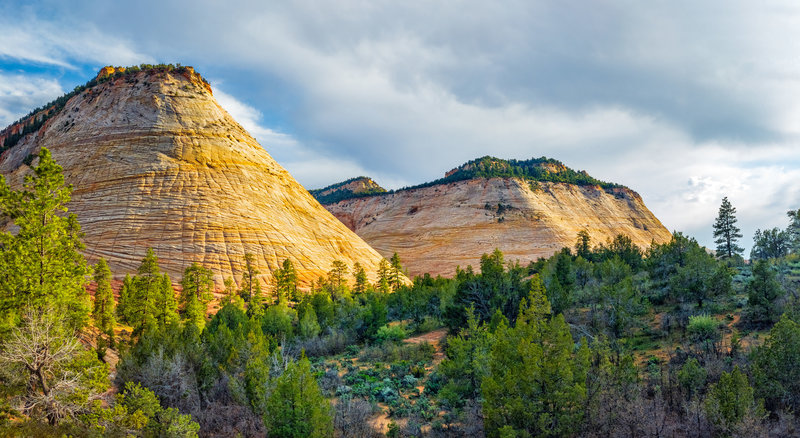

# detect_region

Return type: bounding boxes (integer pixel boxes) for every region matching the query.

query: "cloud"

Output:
[213,88,301,154]
[2,0,800,253]
[213,87,382,188]
[0,74,63,127]
[0,7,153,68]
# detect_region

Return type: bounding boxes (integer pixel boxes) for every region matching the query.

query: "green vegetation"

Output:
[309,176,387,204]
[427,155,625,189]
[713,197,744,259]
[3,151,800,436]
[311,156,627,204]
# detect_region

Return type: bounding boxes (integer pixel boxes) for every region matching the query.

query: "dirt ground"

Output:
[403,328,448,364]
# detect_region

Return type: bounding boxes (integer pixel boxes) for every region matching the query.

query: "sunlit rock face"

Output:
[322,177,672,277]
[0,67,386,286]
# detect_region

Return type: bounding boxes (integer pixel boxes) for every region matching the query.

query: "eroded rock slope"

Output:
[319,160,672,277]
[0,67,386,286]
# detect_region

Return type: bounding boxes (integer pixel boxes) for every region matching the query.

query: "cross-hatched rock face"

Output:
[323,177,673,277]
[0,68,386,287]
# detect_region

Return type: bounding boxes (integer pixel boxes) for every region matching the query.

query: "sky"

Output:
[1,0,799,254]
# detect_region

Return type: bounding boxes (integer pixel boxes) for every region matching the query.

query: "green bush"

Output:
[687,314,720,343]
[376,324,407,344]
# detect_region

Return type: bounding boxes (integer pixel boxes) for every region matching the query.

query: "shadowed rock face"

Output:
[322,177,672,277]
[0,68,386,286]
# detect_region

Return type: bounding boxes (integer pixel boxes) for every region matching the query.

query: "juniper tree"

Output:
[752,314,800,412]
[713,197,744,259]
[751,228,790,260]
[0,308,109,425]
[745,260,783,325]
[705,366,764,435]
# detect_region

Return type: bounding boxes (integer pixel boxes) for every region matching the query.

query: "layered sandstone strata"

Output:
[0,67,386,286]
[322,177,672,277]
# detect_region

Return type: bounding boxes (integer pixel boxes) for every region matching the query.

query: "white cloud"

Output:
[0,15,152,68]
[0,74,64,127]
[2,1,800,253]
[213,87,379,188]
[213,88,301,153]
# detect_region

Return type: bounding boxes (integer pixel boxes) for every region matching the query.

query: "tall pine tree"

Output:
[376,259,391,293]
[127,248,177,334]
[389,252,404,291]
[264,355,333,437]
[239,253,264,317]
[274,258,298,303]
[153,273,178,327]
[352,262,368,294]
[482,275,589,437]
[179,262,213,329]
[117,274,133,323]
[788,209,800,254]
[92,258,116,341]
[0,147,91,331]
[713,197,744,259]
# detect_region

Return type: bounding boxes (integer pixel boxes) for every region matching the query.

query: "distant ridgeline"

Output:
[309,176,388,204]
[311,156,626,204]
[0,64,210,154]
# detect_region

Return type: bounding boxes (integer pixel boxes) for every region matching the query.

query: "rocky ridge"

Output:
[318,161,672,277]
[309,176,386,204]
[0,66,388,287]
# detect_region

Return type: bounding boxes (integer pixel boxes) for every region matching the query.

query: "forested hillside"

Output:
[2,150,800,437]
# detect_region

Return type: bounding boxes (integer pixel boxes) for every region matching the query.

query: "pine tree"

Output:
[482,274,589,437]
[376,259,391,293]
[575,229,591,259]
[713,197,744,259]
[239,253,259,303]
[220,276,245,310]
[153,274,178,328]
[788,209,800,253]
[389,252,404,291]
[179,263,213,329]
[239,253,264,317]
[127,249,162,334]
[117,274,133,323]
[0,147,91,331]
[352,262,368,294]
[264,355,333,437]
[327,260,349,290]
[92,258,116,341]
[274,258,298,303]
